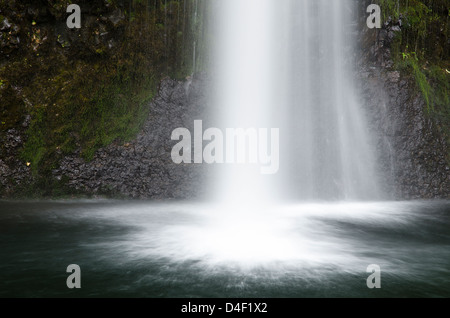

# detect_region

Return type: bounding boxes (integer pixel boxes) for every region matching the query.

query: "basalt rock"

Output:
[356,12,449,199]
[51,73,213,199]
[1,1,448,200]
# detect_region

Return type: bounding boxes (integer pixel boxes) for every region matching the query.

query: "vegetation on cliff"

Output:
[0,0,209,195]
[376,0,449,155]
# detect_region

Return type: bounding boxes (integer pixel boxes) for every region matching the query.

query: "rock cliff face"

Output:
[356,11,449,199]
[0,121,31,196]
[51,74,212,199]
[0,0,210,198]
[1,1,448,200]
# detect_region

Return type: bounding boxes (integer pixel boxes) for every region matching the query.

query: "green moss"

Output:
[0,0,210,197]
[396,54,450,164]
[413,63,431,111]
[381,0,449,160]
[376,0,449,62]
[398,54,432,111]
[378,0,401,21]
[397,52,449,114]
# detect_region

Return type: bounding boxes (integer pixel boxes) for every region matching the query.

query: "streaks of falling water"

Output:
[211,0,383,204]
[211,0,275,206]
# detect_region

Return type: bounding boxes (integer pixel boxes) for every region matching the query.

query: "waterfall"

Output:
[211,0,275,205]
[278,0,382,201]
[211,0,382,204]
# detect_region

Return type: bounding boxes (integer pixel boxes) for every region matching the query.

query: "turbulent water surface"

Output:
[0,200,449,297]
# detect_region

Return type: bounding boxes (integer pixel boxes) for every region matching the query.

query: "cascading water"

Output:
[211,0,382,203]
[211,0,275,205]
[184,0,387,264]
[1,1,449,298]
[279,0,382,201]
